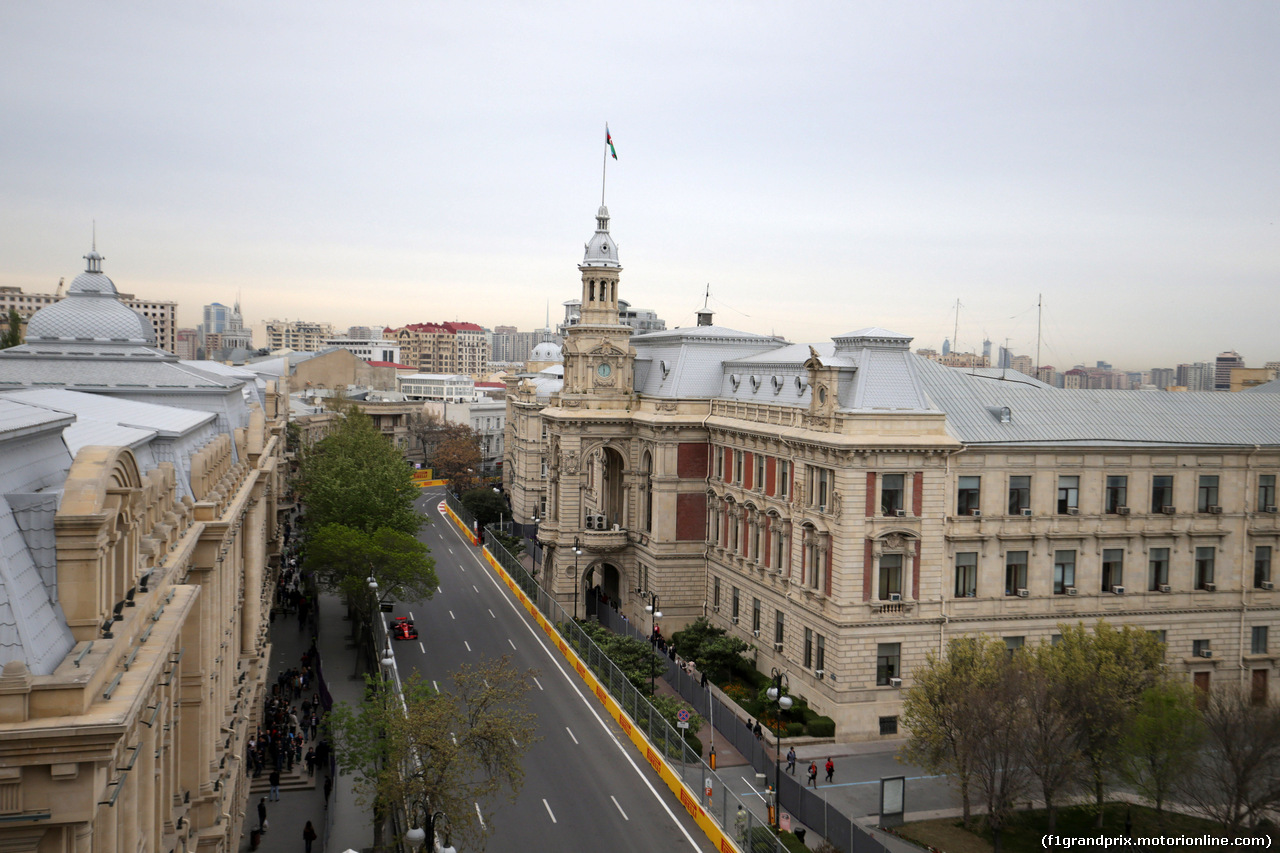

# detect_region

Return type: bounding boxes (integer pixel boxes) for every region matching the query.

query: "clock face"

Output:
[596,362,613,378]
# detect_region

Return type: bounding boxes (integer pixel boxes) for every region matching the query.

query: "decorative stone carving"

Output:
[883,532,908,551]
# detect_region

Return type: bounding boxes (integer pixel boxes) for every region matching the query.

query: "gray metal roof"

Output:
[1,388,216,436]
[914,357,1280,446]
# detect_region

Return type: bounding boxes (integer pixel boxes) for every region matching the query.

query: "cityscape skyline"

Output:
[1,3,1276,367]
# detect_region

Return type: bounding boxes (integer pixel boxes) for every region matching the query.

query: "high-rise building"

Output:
[388,321,490,379]
[1150,368,1175,390]
[201,301,231,346]
[1216,351,1245,391]
[264,319,335,352]
[174,327,199,360]
[1177,362,1213,392]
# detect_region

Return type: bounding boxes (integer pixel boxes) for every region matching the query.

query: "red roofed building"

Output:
[386,320,491,379]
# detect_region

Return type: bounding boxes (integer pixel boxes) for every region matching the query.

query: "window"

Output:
[1195,547,1216,589]
[1008,476,1031,514]
[779,461,790,497]
[732,587,740,620]
[715,447,724,480]
[1057,476,1079,514]
[957,476,981,515]
[879,553,903,600]
[1005,551,1028,596]
[1198,475,1219,512]
[734,451,744,484]
[1252,626,1269,655]
[815,635,826,672]
[881,474,905,515]
[879,716,899,735]
[1260,474,1277,510]
[1192,639,1211,658]
[1256,546,1273,588]
[876,643,900,685]
[1004,636,1024,657]
[751,598,761,633]
[1053,550,1076,594]
[809,466,832,510]
[804,628,813,668]
[1105,476,1128,513]
[774,610,784,646]
[713,577,720,609]
[1101,549,1124,592]
[954,552,977,597]
[1148,548,1170,591]
[1151,475,1174,512]
[755,455,765,492]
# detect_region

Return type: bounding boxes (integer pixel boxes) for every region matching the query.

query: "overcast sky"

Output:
[2,2,1276,369]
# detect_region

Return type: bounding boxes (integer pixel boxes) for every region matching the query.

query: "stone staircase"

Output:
[248,761,316,795]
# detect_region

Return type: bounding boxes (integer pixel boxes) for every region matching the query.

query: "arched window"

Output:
[641,451,653,534]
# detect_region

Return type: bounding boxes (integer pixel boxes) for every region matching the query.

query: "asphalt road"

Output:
[384,488,718,853]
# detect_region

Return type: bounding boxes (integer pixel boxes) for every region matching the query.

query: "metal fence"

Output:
[461,494,894,853]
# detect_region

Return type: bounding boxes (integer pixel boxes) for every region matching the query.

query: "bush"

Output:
[777,830,810,853]
[785,722,806,737]
[806,717,836,738]
[747,825,780,853]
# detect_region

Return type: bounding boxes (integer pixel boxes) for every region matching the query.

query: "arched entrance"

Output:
[583,561,622,618]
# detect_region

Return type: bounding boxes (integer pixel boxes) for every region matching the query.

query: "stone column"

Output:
[242,491,265,653]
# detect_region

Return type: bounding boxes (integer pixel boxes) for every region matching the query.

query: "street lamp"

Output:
[405,805,454,853]
[645,593,663,695]
[766,668,793,829]
[530,512,541,580]
[572,537,583,621]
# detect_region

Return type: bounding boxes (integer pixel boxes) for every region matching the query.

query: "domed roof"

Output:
[24,249,156,345]
[529,341,562,362]
[581,206,620,269]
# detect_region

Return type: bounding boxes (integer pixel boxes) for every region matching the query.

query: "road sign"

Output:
[677,721,689,729]
[677,709,691,723]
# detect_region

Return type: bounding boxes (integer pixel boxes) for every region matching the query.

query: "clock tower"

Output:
[561,205,635,404]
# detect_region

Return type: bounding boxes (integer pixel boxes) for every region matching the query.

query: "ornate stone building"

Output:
[0,248,287,851]
[506,208,1280,739]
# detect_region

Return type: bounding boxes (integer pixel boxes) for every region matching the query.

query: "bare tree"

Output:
[1020,643,1083,831]
[967,643,1032,853]
[1178,687,1280,836]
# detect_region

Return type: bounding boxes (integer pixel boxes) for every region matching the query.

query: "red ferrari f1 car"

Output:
[391,616,419,641]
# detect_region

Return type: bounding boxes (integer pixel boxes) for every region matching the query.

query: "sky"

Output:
[1,2,1277,370]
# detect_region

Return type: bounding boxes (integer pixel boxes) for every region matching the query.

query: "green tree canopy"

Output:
[0,309,22,349]
[1120,680,1203,822]
[670,617,751,682]
[296,404,421,537]
[461,486,508,528]
[306,523,437,606]
[327,658,539,851]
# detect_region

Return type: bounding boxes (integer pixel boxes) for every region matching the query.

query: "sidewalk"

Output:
[235,591,373,853]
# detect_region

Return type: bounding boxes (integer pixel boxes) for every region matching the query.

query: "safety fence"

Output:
[595,602,893,853]
[454,493,897,853]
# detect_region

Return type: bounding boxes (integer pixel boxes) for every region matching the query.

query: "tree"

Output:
[966,642,1031,853]
[327,658,539,851]
[670,617,752,682]
[1119,680,1202,823]
[1019,642,1083,831]
[1051,621,1165,827]
[306,523,437,606]
[461,486,508,529]
[406,410,449,462]
[431,423,482,494]
[296,403,421,538]
[900,637,992,828]
[0,309,22,349]
[1178,687,1280,835]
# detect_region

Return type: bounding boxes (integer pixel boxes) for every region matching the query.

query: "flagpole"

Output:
[601,122,608,207]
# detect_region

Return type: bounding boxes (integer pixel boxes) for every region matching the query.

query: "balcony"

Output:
[870,600,914,616]
[579,528,628,552]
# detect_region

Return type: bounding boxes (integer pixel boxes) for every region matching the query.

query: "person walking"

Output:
[268,769,280,802]
[807,762,818,787]
[735,805,748,845]
[305,747,316,777]
[786,746,796,775]
[257,797,268,833]
[323,774,333,810]
[302,820,318,853]
[824,757,835,783]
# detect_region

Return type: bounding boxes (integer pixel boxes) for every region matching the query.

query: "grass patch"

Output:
[896,803,1265,853]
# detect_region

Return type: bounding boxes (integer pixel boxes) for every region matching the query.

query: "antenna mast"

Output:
[1035,294,1043,379]
[952,298,961,354]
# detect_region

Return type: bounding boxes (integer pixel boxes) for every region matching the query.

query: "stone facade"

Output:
[505,208,1280,741]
